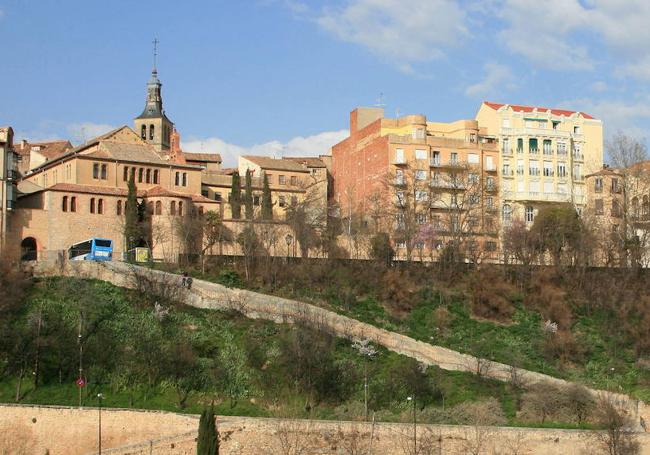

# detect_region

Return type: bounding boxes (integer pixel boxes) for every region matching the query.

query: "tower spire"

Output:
[152,37,159,73]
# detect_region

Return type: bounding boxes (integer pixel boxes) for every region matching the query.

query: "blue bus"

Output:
[68,238,113,261]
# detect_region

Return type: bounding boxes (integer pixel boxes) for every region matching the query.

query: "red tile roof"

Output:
[15,140,73,160]
[45,183,211,201]
[183,152,222,163]
[483,101,595,120]
[283,156,327,168]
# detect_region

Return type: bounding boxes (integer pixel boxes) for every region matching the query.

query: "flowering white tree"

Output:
[352,338,379,420]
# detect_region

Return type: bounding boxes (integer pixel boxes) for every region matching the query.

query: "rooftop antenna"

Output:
[375,92,386,109]
[152,37,159,71]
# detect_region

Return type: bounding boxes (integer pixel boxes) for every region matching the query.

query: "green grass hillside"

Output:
[0,276,603,429]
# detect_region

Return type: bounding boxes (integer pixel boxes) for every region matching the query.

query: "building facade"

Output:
[332,108,500,260]
[476,102,603,227]
[0,127,18,252]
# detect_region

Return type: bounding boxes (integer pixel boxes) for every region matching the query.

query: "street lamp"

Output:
[407,395,416,453]
[97,393,104,455]
[285,234,293,261]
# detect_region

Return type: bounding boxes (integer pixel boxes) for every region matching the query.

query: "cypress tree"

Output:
[124,172,140,254]
[244,169,254,220]
[197,406,219,454]
[230,171,241,219]
[261,173,273,221]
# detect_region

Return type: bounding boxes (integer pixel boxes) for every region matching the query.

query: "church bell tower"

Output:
[134,39,173,155]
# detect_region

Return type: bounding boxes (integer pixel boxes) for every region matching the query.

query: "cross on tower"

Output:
[152,38,159,71]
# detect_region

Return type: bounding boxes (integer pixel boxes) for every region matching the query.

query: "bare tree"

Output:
[271,419,314,455]
[592,395,640,455]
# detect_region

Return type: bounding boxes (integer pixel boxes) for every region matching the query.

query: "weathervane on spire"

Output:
[152,37,159,71]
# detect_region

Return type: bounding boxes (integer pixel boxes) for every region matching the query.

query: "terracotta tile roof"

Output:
[15,140,73,160]
[144,186,191,198]
[483,101,595,120]
[241,155,309,172]
[47,183,133,197]
[183,152,222,163]
[283,156,327,168]
[585,167,622,178]
[86,142,170,166]
[191,194,219,204]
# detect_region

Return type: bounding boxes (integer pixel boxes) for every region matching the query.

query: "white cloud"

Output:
[560,97,650,139]
[182,129,349,167]
[317,0,468,72]
[67,122,115,143]
[590,81,608,92]
[464,63,515,98]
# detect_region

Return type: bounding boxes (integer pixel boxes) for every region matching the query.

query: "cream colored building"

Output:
[476,102,603,226]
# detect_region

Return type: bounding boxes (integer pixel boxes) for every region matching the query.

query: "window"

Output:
[395,169,405,185]
[175,172,180,186]
[171,201,176,215]
[595,177,603,192]
[485,241,497,252]
[450,152,458,164]
[123,167,128,182]
[97,199,104,215]
[573,164,582,180]
[415,149,427,160]
[198,206,204,216]
[485,155,494,170]
[502,118,510,128]
[502,204,512,223]
[469,173,479,184]
[117,200,122,215]
[525,206,534,223]
[416,190,428,202]
[431,151,440,165]
[147,201,154,215]
[130,167,135,180]
[149,124,155,140]
[611,178,620,194]
[214,193,222,202]
[529,181,540,194]
[416,213,427,224]
[612,199,622,217]
[486,196,494,208]
[543,161,553,177]
[557,162,567,178]
[141,125,146,139]
[290,175,297,186]
[253,195,260,206]
[486,176,495,190]
[395,148,405,163]
[153,169,159,184]
[529,160,539,176]
[279,195,286,207]
[155,201,162,215]
[415,170,426,181]
[517,138,523,153]
[469,194,480,205]
[291,195,298,206]
[557,142,567,155]
[503,161,511,175]
[544,181,554,193]
[93,163,100,179]
[516,159,524,176]
[182,173,187,187]
[501,138,510,154]
[573,143,582,158]
[101,164,107,180]
[90,198,96,214]
[279,175,286,185]
[468,153,479,164]
[543,140,552,155]
[70,197,76,212]
[178,201,183,216]
[574,126,582,134]
[146,169,151,184]
[136,168,142,183]
[595,199,604,215]
[529,138,538,153]
[62,196,68,212]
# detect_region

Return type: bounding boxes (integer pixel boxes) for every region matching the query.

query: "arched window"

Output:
[141,124,146,139]
[175,172,180,186]
[182,173,187,187]
[147,201,154,214]
[70,197,77,212]
[97,199,104,214]
[153,169,159,184]
[179,201,183,216]
[502,204,512,223]
[123,167,128,182]
[130,167,135,180]
[93,163,100,179]
[155,201,162,215]
[138,168,144,183]
[149,124,155,140]
[101,164,107,180]
[170,201,176,216]
[117,200,122,216]
[62,196,68,212]
[90,198,96,214]
[146,169,151,184]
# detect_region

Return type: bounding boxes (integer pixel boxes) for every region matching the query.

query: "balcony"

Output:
[393,158,407,165]
[542,148,553,156]
[430,179,466,190]
[430,159,442,167]
[572,153,584,162]
[557,149,568,156]
[430,200,463,210]
[516,148,524,154]
[501,127,571,139]
[485,165,497,173]
[485,184,497,192]
[543,170,555,177]
[502,169,514,178]
[529,148,539,154]
[529,168,540,177]
[502,191,587,204]
[501,148,513,156]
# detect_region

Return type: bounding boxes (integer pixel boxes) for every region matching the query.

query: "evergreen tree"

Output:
[124,172,140,253]
[197,406,219,454]
[261,173,273,221]
[244,169,254,220]
[229,171,241,219]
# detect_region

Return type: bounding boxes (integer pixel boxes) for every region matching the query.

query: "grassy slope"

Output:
[0,277,591,429]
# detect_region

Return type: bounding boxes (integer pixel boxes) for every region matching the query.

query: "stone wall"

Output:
[1,405,650,455]
[33,259,650,433]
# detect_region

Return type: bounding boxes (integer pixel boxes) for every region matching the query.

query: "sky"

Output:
[2,0,650,166]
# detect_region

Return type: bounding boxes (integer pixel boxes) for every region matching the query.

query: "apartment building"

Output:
[332,108,500,259]
[0,127,18,252]
[476,102,603,226]
[13,139,72,177]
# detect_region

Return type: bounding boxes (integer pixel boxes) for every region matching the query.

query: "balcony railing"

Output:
[572,153,584,162]
[485,165,497,172]
[529,169,540,176]
[516,148,524,154]
[502,148,513,156]
[529,148,539,154]
[502,169,514,177]
[501,127,571,139]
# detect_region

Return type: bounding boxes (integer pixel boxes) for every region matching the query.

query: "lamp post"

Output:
[97,392,104,454]
[285,234,293,263]
[407,395,416,454]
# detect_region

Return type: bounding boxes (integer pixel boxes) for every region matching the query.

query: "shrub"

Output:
[468,268,515,322]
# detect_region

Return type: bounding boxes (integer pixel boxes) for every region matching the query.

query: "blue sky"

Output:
[2,0,650,165]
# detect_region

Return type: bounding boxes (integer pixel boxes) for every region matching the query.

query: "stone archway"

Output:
[20,237,37,261]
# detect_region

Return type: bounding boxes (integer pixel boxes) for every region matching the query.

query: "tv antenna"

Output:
[375,92,386,108]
